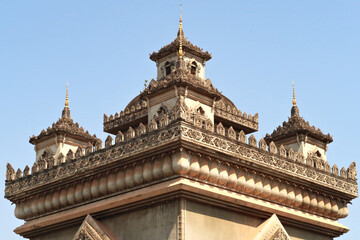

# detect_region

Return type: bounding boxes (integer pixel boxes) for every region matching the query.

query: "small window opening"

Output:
[191,61,197,75]
[197,107,205,115]
[315,150,321,157]
[165,62,171,76]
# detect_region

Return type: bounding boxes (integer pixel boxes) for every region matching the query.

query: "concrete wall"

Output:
[32,225,79,240]
[285,225,333,240]
[101,200,178,240]
[185,200,262,240]
[31,198,335,240]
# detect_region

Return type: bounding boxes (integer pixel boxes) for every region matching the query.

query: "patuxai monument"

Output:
[4,13,358,240]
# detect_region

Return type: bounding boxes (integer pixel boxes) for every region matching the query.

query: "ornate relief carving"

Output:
[73,215,117,240]
[265,110,333,145]
[269,142,277,154]
[279,145,286,158]
[126,127,136,140]
[137,123,147,136]
[95,140,103,151]
[115,131,124,144]
[30,107,98,146]
[75,147,84,158]
[6,163,15,181]
[216,123,225,136]
[259,138,267,151]
[105,135,113,148]
[149,32,212,62]
[347,162,357,180]
[15,169,22,180]
[249,135,257,147]
[271,229,289,240]
[5,123,357,222]
[149,119,158,132]
[57,153,64,164]
[238,130,246,144]
[228,126,236,140]
[66,149,74,162]
[23,165,30,177]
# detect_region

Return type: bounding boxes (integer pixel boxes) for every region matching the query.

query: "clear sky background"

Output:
[1,1,359,239]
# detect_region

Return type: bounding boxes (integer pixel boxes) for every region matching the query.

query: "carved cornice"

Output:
[141,68,221,100]
[180,124,357,197]
[214,107,258,133]
[7,120,357,200]
[30,107,98,145]
[103,100,148,134]
[265,113,333,144]
[5,120,358,224]
[7,146,353,223]
[149,34,212,62]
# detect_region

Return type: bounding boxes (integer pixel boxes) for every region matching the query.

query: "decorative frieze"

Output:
[103,101,148,133]
[5,122,357,204]
[214,100,259,132]
[11,149,351,222]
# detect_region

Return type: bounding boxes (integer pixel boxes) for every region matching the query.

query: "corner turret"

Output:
[29,83,99,163]
[265,82,333,161]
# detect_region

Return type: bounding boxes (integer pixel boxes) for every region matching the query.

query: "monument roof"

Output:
[265,84,333,144]
[149,25,212,62]
[29,85,98,145]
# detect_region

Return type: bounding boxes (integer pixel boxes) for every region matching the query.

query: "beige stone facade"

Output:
[5,16,357,240]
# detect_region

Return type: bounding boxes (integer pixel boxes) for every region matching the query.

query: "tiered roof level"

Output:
[4,14,358,240]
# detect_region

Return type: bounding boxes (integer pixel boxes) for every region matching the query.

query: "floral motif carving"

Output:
[228,126,236,140]
[216,123,225,136]
[6,163,15,181]
[248,135,257,147]
[23,165,30,176]
[259,138,267,151]
[105,135,113,148]
[269,141,277,154]
[347,162,357,180]
[238,130,246,144]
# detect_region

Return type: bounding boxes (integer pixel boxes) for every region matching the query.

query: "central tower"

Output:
[4,11,357,240]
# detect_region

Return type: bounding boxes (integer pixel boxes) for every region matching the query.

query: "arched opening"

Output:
[191,61,197,75]
[165,62,171,76]
[196,106,205,115]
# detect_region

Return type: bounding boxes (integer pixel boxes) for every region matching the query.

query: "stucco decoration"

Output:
[73,215,118,240]
[252,214,291,240]
[264,105,333,145]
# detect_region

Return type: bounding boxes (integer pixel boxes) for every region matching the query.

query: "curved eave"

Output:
[141,81,221,102]
[29,130,98,145]
[265,129,333,145]
[149,39,212,62]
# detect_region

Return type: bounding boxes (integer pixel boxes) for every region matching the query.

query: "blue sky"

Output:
[1,1,359,239]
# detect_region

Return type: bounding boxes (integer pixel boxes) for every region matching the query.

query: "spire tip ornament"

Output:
[178,4,184,59]
[65,81,69,108]
[292,80,296,106]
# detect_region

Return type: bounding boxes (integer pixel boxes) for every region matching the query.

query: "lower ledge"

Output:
[15,177,348,238]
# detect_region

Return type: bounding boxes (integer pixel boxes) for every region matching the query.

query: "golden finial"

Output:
[65,81,69,108]
[178,4,184,59]
[292,80,296,106]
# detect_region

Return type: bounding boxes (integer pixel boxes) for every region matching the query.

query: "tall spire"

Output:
[178,4,184,59]
[292,80,296,106]
[176,4,186,69]
[65,81,69,108]
[291,81,299,117]
[62,82,71,119]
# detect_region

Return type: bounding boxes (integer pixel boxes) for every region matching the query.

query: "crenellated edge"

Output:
[103,100,148,133]
[10,148,351,222]
[6,122,357,201]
